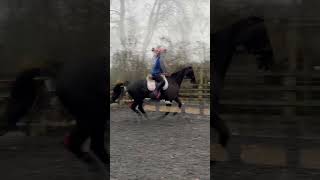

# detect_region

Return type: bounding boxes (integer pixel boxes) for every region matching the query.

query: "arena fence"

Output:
[212,70,320,170]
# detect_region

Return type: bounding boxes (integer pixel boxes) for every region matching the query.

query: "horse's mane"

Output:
[170,71,180,77]
[170,66,192,77]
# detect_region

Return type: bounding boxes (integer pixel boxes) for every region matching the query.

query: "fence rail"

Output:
[0,78,211,118]
[212,68,320,170]
[109,82,211,104]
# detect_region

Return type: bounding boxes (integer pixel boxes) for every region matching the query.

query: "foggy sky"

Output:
[110,0,210,62]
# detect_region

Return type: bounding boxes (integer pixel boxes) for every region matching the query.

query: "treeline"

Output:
[110,37,210,85]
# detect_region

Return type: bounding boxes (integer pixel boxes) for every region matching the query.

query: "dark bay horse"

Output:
[112,66,196,118]
[212,16,274,147]
[1,57,109,169]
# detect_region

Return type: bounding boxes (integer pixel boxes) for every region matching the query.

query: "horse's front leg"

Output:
[173,97,182,116]
[155,100,172,120]
[163,100,173,116]
[137,102,149,120]
[212,109,230,147]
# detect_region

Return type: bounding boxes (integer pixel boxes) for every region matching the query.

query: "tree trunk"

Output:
[119,0,127,49]
[141,0,162,61]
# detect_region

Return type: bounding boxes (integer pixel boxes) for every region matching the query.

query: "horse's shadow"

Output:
[61,150,109,179]
[156,112,180,121]
[135,110,181,122]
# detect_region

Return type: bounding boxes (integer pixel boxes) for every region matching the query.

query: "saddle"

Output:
[146,74,169,91]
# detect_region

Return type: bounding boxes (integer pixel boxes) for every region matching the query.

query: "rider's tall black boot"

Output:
[155,80,165,99]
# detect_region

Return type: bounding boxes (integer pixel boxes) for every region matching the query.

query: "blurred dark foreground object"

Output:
[2,56,109,171]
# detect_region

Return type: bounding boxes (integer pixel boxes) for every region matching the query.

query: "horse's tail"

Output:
[111,80,129,103]
[2,67,51,134]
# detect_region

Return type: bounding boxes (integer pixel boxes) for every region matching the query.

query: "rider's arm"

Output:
[159,56,168,73]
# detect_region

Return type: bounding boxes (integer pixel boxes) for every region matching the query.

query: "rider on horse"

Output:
[151,46,169,99]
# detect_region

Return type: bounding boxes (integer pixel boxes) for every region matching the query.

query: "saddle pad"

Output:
[146,75,168,91]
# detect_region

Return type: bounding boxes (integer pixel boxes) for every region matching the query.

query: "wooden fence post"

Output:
[198,67,204,104]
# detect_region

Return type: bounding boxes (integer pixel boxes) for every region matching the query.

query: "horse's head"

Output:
[111,81,127,103]
[235,16,274,71]
[185,66,196,84]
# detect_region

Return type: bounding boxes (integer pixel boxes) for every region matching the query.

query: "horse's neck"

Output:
[214,29,237,82]
[172,70,187,86]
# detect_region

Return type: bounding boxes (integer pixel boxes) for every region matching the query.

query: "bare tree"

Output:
[110,0,210,81]
[110,0,127,50]
[119,0,127,49]
[140,0,163,61]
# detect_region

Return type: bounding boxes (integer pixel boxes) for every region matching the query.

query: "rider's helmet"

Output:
[152,47,167,56]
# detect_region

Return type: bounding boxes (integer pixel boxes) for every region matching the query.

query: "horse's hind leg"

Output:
[4,93,37,134]
[137,102,149,120]
[130,101,141,116]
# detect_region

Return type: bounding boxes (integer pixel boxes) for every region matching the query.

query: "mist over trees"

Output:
[110,0,210,84]
[0,0,210,83]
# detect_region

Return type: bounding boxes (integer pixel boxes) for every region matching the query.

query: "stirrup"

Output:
[152,90,161,99]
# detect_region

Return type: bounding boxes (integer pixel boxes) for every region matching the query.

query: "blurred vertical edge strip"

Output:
[210,0,213,179]
[106,0,111,177]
